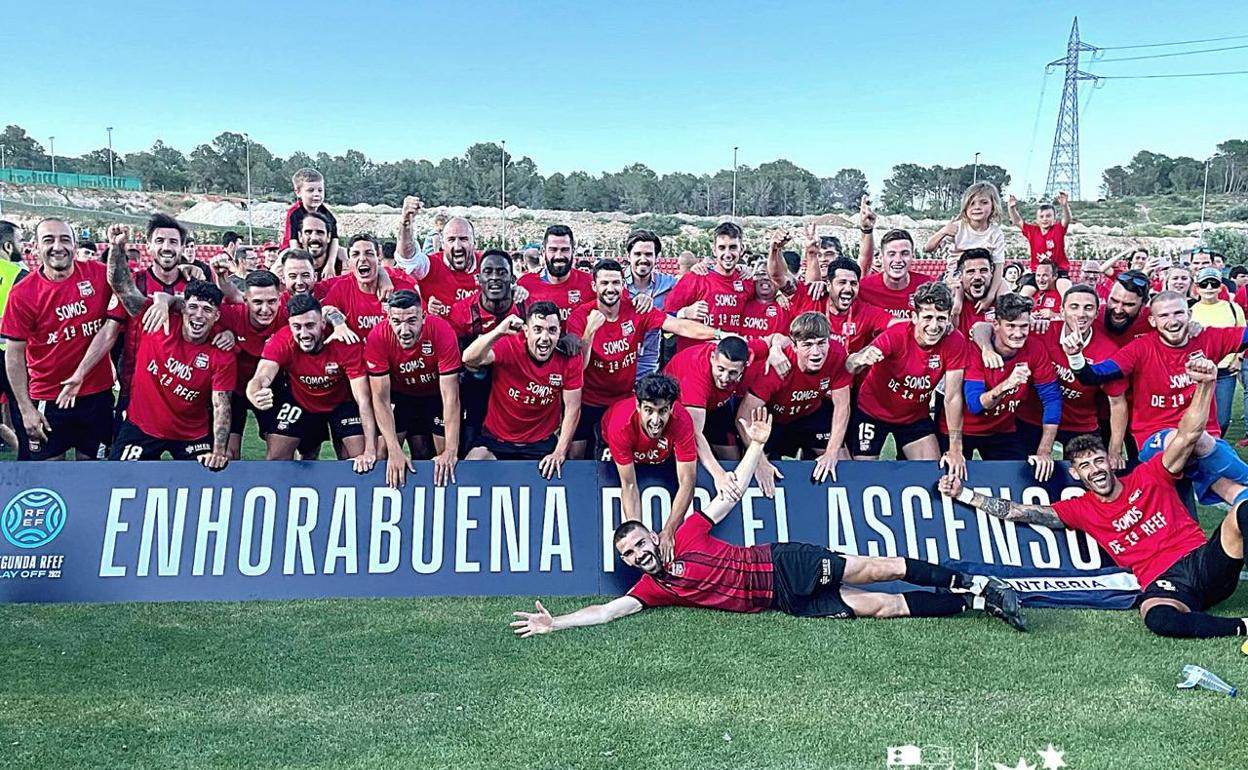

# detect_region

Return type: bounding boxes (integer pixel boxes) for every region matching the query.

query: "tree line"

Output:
[0,124,1243,215]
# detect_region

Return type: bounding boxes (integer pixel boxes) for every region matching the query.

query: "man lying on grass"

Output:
[939,355,1248,639]
[510,407,1026,637]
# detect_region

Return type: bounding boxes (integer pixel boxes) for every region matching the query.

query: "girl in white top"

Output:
[925,181,1007,306]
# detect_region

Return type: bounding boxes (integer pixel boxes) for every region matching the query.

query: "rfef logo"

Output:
[1,488,68,549]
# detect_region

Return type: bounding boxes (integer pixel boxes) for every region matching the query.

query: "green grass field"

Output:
[3,407,1248,769]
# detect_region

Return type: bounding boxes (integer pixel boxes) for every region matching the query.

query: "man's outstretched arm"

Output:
[938,474,1065,529]
[510,595,644,637]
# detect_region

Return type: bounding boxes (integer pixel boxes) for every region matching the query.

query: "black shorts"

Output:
[1014,420,1083,455]
[268,398,363,443]
[229,391,275,438]
[461,368,493,431]
[1140,527,1243,612]
[572,402,609,443]
[702,401,737,446]
[13,390,113,460]
[849,403,935,458]
[109,419,212,461]
[958,430,1028,461]
[765,401,833,458]
[477,429,557,460]
[393,391,446,438]
[770,542,855,619]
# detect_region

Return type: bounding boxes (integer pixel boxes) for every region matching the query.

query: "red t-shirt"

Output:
[957,335,1057,436]
[661,339,767,412]
[857,272,936,320]
[856,323,969,424]
[260,326,366,412]
[603,398,697,465]
[666,270,755,350]
[627,512,774,613]
[484,333,583,444]
[1033,288,1061,316]
[0,260,116,401]
[1104,327,1243,445]
[955,298,995,341]
[418,253,481,317]
[216,303,289,395]
[1020,222,1069,271]
[1053,456,1207,586]
[129,313,237,441]
[791,285,892,355]
[447,295,524,342]
[1018,326,1127,433]
[566,302,669,407]
[517,270,595,325]
[322,271,418,337]
[748,344,852,424]
[1234,284,1248,314]
[739,299,789,338]
[364,315,461,397]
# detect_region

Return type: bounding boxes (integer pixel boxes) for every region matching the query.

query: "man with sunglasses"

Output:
[1067,290,1248,507]
[1191,267,1246,436]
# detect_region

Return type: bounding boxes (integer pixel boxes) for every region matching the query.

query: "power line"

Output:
[1097,33,1248,51]
[1093,69,1248,79]
[1093,43,1248,63]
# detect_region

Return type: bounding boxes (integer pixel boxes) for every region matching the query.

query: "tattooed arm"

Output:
[105,224,148,316]
[937,473,1065,529]
[199,391,232,471]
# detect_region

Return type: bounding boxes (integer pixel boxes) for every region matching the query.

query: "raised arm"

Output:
[1006,194,1024,228]
[704,407,773,524]
[767,229,793,287]
[105,225,146,317]
[395,195,431,279]
[1161,357,1218,474]
[510,596,644,638]
[938,473,1064,529]
[857,195,877,274]
[462,316,523,369]
[1057,191,1072,227]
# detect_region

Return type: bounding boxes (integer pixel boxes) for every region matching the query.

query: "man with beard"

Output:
[737,312,852,492]
[566,259,718,459]
[296,212,335,276]
[975,285,1130,468]
[518,224,594,325]
[855,230,936,320]
[396,197,481,317]
[322,235,417,338]
[1018,261,1062,320]
[366,290,462,488]
[941,359,1248,639]
[102,225,233,468]
[846,282,968,477]
[1100,270,1153,347]
[662,335,786,497]
[667,222,756,350]
[949,249,995,339]
[622,229,678,378]
[781,253,895,355]
[462,302,583,479]
[603,373,700,560]
[511,407,1025,638]
[1,218,115,460]
[942,294,1062,478]
[246,294,377,471]
[1069,291,1248,506]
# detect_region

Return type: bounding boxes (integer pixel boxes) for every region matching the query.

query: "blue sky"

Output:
[7,0,1247,198]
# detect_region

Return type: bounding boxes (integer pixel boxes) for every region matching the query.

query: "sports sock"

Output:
[1195,440,1248,486]
[902,559,963,590]
[1143,605,1247,638]
[902,591,967,617]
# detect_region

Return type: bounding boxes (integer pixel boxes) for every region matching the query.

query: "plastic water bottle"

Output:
[1178,664,1238,697]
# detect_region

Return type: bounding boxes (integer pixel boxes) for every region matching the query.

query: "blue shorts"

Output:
[1139,429,1244,506]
